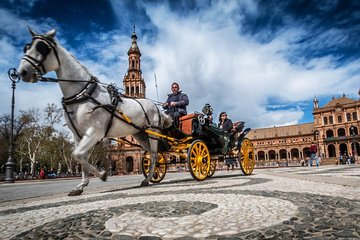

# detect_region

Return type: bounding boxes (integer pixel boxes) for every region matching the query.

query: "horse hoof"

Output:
[68,189,83,196]
[140,179,149,187]
[99,170,107,182]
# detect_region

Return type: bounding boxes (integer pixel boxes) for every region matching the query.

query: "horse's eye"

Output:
[23,43,31,53]
[36,41,51,56]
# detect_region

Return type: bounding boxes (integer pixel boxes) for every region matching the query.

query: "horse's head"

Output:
[18,28,60,83]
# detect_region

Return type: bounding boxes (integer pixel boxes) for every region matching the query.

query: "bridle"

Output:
[22,35,61,75]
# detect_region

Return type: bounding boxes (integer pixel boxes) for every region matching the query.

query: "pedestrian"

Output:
[39,167,46,179]
[339,153,343,165]
[309,142,318,167]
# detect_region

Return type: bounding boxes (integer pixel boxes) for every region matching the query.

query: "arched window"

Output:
[258,151,265,160]
[326,129,334,138]
[350,126,358,135]
[337,128,346,137]
[290,148,299,159]
[136,86,139,94]
[132,60,135,68]
[327,144,336,157]
[279,149,287,159]
[268,150,276,160]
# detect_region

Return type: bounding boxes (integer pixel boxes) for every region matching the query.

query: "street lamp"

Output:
[4,68,20,183]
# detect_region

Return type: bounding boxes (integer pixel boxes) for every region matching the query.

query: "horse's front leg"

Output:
[69,129,107,196]
[68,168,90,196]
[141,138,158,186]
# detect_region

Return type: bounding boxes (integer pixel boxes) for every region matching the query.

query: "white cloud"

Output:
[134,2,360,128]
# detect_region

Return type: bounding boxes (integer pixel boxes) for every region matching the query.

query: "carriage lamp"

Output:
[4,68,20,183]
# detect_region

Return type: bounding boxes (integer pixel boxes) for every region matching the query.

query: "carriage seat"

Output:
[232,121,245,133]
[179,113,200,135]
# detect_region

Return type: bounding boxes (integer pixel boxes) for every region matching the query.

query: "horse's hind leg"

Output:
[141,138,158,186]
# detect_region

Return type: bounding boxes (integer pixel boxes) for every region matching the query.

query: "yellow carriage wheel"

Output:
[141,151,167,183]
[207,160,217,178]
[187,140,210,181]
[239,138,255,175]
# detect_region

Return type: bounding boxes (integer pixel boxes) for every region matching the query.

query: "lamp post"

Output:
[4,68,20,183]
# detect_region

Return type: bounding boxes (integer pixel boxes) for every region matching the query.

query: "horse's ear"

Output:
[28,26,37,37]
[44,29,56,39]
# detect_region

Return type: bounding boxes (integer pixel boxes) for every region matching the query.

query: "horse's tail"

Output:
[162,112,173,129]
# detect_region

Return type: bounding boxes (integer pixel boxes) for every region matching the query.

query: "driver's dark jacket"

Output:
[163,91,189,115]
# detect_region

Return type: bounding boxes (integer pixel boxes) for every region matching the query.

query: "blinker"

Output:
[36,41,51,56]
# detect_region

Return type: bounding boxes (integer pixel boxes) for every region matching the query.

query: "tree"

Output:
[0,112,32,173]
[16,104,63,176]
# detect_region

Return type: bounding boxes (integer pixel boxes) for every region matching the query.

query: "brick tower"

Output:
[123,26,146,98]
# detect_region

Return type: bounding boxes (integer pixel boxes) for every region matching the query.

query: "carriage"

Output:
[139,106,255,183]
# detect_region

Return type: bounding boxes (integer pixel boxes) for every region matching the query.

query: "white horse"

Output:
[18,28,172,196]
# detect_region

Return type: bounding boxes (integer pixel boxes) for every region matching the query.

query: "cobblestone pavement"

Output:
[1,165,360,239]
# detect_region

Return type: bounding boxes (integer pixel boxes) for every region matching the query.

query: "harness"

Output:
[61,78,161,140]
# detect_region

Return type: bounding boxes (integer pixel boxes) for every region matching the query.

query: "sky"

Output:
[0,0,359,129]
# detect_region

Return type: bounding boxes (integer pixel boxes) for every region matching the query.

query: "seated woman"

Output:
[218,112,233,133]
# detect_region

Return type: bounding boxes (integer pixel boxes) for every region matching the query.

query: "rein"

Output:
[38,76,164,105]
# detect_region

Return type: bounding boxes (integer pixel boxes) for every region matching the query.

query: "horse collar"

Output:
[62,76,99,105]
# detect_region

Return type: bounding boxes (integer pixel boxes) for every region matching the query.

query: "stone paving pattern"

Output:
[1,165,360,239]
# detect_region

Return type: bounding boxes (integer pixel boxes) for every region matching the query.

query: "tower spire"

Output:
[123,26,146,98]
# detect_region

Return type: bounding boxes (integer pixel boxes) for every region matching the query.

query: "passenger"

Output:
[218,112,233,133]
[163,82,189,126]
[218,112,234,170]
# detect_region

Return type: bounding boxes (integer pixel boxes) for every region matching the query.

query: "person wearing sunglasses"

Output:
[163,82,189,125]
[218,112,233,133]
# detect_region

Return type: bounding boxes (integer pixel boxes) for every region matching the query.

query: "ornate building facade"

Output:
[247,95,360,166]
[109,28,145,175]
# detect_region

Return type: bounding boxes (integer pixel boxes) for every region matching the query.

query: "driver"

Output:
[163,82,189,126]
